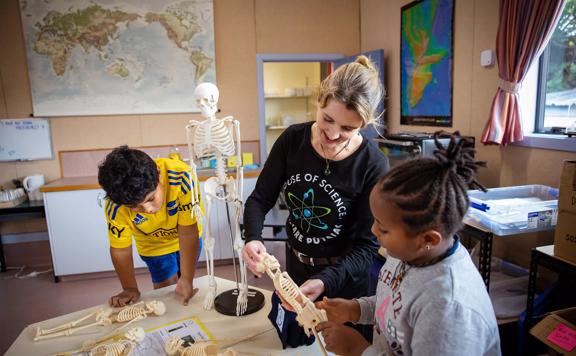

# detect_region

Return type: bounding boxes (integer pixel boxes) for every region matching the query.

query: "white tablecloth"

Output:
[6,276,322,355]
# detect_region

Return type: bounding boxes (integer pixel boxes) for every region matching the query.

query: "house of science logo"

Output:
[283,173,347,245]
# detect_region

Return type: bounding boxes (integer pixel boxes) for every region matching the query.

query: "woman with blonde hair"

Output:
[243,56,389,347]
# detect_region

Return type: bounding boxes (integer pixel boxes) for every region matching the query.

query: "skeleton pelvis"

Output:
[204,177,237,201]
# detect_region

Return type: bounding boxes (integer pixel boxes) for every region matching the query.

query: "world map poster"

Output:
[400,0,453,127]
[19,0,215,116]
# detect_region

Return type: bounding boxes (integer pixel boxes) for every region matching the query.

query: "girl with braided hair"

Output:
[316,132,501,356]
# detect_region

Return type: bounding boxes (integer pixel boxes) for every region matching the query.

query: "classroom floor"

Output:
[0,242,284,354]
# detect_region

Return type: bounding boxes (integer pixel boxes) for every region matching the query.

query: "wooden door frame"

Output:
[256,53,344,162]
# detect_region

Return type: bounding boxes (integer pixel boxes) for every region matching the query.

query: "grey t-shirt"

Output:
[356,244,501,356]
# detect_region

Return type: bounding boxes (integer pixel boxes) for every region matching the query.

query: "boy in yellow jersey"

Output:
[98,146,202,307]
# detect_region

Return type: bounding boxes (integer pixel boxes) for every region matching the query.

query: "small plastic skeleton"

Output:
[186,82,248,315]
[34,300,165,341]
[255,253,328,356]
[54,327,145,356]
[164,336,238,356]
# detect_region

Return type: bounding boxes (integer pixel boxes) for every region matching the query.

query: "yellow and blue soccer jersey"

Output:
[104,157,203,257]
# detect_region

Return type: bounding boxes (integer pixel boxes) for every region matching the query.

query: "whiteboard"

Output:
[0,118,53,161]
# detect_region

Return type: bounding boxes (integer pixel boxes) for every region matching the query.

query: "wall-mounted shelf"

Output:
[266,125,288,130]
[264,95,310,99]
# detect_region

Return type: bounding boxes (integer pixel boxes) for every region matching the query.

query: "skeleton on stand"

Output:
[186,82,248,316]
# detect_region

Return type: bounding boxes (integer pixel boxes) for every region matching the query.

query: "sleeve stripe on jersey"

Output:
[167,170,187,175]
[180,175,191,191]
[105,199,120,220]
[106,200,114,217]
[111,203,120,220]
[167,200,177,207]
[167,178,188,194]
[168,173,193,181]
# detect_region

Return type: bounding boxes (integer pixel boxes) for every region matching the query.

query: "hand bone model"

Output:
[34,300,165,341]
[186,82,248,316]
[254,253,328,356]
[55,327,145,356]
[164,336,238,356]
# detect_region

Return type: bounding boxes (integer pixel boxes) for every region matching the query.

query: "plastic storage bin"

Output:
[464,185,558,235]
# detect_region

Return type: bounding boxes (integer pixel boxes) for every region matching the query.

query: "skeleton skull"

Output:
[124,327,146,343]
[148,300,166,316]
[194,82,219,118]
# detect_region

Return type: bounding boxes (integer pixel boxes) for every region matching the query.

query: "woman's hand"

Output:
[299,278,325,302]
[316,321,370,356]
[242,240,267,277]
[275,279,324,312]
[315,297,361,324]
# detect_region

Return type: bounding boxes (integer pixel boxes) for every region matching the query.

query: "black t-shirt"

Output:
[244,122,389,296]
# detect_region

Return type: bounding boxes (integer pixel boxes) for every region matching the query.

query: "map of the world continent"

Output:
[20,0,215,116]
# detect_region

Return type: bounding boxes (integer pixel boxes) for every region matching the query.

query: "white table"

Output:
[6,276,321,355]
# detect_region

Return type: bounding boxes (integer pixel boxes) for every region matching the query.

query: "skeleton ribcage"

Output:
[116,304,147,322]
[165,337,215,356]
[194,120,235,158]
[89,340,134,356]
[278,273,303,306]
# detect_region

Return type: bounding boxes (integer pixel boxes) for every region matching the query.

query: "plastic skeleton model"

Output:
[254,253,328,356]
[34,300,165,341]
[186,82,248,316]
[164,337,238,356]
[55,327,145,356]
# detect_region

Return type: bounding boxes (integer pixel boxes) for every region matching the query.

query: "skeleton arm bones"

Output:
[186,120,204,220]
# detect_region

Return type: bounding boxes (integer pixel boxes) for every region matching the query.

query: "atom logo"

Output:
[287,188,331,232]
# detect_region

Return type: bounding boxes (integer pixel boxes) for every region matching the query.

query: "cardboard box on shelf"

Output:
[491,229,555,269]
[554,211,576,264]
[559,160,576,214]
[555,161,576,264]
[530,307,576,355]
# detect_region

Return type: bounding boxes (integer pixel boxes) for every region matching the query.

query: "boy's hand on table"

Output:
[315,297,361,324]
[316,321,370,356]
[175,278,198,306]
[109,288,140,307]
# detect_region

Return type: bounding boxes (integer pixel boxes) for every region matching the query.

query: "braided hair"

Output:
[376,132,486,238]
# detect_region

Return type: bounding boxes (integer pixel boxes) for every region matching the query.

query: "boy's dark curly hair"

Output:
[98,146,159,206]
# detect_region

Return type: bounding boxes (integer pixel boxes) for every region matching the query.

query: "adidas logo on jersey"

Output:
[133,214,148,225]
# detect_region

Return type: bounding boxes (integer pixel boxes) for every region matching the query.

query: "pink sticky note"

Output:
[546,324,576,352]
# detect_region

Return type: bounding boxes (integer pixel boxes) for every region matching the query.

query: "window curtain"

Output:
[481,0,565,145]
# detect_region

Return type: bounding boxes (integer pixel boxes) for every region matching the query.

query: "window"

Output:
[535,0,576,134]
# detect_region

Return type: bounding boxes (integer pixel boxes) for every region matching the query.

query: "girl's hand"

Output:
[315,297,361,324]
[316,321,370,355]
[242,240,267,277]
